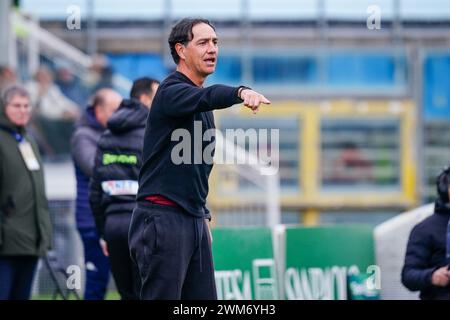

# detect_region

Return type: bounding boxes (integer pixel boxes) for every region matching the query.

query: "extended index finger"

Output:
[260,95,271,104]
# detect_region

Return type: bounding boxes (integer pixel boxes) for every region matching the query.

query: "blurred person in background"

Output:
[0,85,52,300]
[27,65,80,121]
[55,60,89,109]
[71,88,121,300]
[27,65,81,157]
[89,77,159,300]
[330,142,373,184]
[402,166,450,300]
[83,54,114,96]
[0,66,17,93]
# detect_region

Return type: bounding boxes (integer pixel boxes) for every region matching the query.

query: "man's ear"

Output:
[175,43,186,61]
[140,94,151,108]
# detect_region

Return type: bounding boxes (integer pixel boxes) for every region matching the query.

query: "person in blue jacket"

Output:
[402,166,450,300]
[71,88,121,299]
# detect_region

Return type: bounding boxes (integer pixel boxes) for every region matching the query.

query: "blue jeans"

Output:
[0,256,38,300]
[78,227,110,300]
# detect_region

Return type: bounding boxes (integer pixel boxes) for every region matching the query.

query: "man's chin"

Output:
[203,67,216,76]
[203,65,216,74]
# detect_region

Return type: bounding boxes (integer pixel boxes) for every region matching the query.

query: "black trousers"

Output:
[104,212,140,300]
[128,201,217,300]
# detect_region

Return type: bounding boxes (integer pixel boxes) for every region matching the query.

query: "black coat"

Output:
[89,99,148,237]
[401,199,450,300]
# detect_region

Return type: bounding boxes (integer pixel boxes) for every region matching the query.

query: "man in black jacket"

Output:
[89,77,159,300]
[128,18,270,300]
[402,167,450,299]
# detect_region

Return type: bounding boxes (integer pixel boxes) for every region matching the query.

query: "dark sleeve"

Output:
[0,154,2,247]
[0,209,2,247]
[71,129,98,177]
[89,144,106,238]
[401,223,437,291]
[161,83,242,118]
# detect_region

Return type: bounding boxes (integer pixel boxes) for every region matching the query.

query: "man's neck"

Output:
[176,65,205,87]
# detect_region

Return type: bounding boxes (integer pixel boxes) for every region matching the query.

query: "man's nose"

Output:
[207,42,217,53]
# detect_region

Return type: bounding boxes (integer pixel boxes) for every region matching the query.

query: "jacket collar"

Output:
[76,106,103,131]
[434,199,450,216]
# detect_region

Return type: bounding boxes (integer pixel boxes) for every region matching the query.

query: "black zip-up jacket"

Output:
[401,199,450,300]
[89,99,148,237]
[137,71,243,218]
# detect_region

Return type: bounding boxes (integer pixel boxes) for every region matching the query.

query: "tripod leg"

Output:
[43,256,68,300]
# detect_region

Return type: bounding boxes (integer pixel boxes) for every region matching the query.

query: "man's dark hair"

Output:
[436,166,450,203]
[130,77,159,100]
[168,18,215,65]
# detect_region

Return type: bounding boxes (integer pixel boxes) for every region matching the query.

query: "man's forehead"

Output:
[9,95,29,103]
[191,23,217,40]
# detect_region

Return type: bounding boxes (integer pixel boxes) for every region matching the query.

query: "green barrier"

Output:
[284,225,377,300]
[212,228,277,300]
[211,225,378,300]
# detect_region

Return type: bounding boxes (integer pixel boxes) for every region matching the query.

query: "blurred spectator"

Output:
[71,88,121,300]
[89,77,159,300]
[330,142,373,184]
[27,65,80,121]
[55,60,89,109]
[402,167,450,300]
[0,85,52,300]
[0,65,17,93]
[27,66,81,157]
[83,55,114,96]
